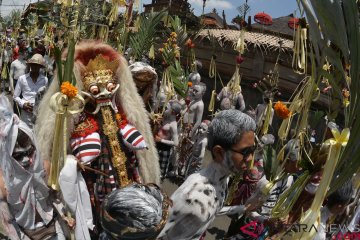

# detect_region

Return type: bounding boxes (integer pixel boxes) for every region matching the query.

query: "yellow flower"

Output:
[342,88,350,98]
[60,81,78,98]
[344,99,350,107]
[324,128,350,147]
[322,62,331,71]
[148,44,155,60]
[170,32,177,38]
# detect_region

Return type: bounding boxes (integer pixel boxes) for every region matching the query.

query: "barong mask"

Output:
[35,40,160,185]
[81,55,120,114]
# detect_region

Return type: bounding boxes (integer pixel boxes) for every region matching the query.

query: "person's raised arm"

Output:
[237,93,246,112]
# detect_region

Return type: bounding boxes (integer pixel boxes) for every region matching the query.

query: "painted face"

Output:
[220,98,232,110]
[190,85,204,100]
[12,132,35,169]
[198,123,208,134]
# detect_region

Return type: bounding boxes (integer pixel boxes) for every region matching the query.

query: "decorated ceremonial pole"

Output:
[48,0,83,191]
[47,1,84,239]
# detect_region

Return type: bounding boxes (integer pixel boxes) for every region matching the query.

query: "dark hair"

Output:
[327,180,353,208]
[100,184,171,240]
[16,129,31,148]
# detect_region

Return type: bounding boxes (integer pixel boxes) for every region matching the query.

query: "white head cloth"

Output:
[0,94,53,230]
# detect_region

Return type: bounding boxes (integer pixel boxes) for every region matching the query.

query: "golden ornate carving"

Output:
[82,54,120,90]
[100,106,130,187]
[86,54,119,73]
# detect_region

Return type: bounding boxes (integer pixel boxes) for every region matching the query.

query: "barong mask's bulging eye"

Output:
[107,81,116,92]
[90,85,99,95]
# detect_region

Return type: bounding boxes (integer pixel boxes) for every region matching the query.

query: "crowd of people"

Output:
[0,30,358,240]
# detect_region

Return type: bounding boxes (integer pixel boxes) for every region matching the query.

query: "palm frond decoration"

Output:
[298,0,359,194]
[283,1,359,238]
[129,11,166,61]
[25,12,39,40]
[168,60,187,98]
[271,171,310,219]
[5,10,21,40]
[167,16,188,47]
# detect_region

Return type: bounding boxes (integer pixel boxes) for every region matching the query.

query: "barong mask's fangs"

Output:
[81,54,120,114]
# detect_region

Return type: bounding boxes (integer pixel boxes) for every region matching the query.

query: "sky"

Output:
[1,0,299,23]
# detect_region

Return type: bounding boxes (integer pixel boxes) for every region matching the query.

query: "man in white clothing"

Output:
[13,53,48,128]
[9,49,27,94]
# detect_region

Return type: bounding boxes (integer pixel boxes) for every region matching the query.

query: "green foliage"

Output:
[263,145,277,181]
[129,11,166,61]
[167,16,188,47]
[25,12,39,39]
[168,60,187,98]
[154,15,189,98]
[308,110,324,130]
[6,10,21,26]
[54,47,63,86]
[54,39,76,87]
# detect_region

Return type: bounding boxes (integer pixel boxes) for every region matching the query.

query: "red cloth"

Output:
[71,114,99,138]
[12,46,19,61]
[231,159,264,206]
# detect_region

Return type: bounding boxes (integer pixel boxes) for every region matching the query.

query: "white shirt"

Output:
[13,73,48,108]
[9,58,27,92]
[10,58,27,80]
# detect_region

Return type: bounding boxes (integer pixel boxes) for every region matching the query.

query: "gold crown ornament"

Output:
[82,54,120,90]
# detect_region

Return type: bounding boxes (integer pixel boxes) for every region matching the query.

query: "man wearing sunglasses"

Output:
[158,109,257,240]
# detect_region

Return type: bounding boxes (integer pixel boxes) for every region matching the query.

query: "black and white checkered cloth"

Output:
[159,149,171,178]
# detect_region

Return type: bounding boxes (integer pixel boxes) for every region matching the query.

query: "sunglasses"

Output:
[230,145,257,158]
